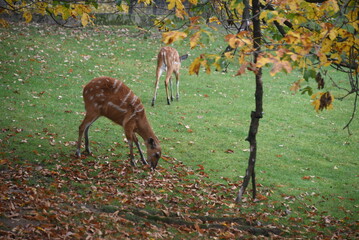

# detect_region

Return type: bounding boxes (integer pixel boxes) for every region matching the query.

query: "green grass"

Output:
[0,23,358,238]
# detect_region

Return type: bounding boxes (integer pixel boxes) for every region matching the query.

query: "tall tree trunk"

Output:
[236,0,263,203]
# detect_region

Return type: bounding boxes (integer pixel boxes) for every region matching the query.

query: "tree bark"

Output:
[236,0,263,203]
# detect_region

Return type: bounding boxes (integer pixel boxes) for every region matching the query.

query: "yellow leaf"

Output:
[53,5,71,20]
[188,0,197,4]
[72,4,91,16]
[328,29,338,40]
[224,51,233,59]
[81,13,93,27]
[325,0,339,12]
[259,11,267,20]
[23,11,32,23]
[189,56,202,75]
[175,8,186,19]
[167,0,184,10]
[269,59,292,76]
[162,31,187,44]
[256,55,273,68]
[330,53,342,64]
[287,1,298,11]
[225,34,246,49]
[190,31,201,49]
[138,0,152,5]
[118,3,129,13]
[36,2,48,15]
[0,18,9,27]
[208,16,220,24]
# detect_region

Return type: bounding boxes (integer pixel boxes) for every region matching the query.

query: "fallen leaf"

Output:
[225,149,234,153]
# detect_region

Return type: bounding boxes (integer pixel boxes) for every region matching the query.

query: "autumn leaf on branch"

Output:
[208,16,220,25]
[117,3,129,13]
[190,31,201,49]
[162,31,187,44]
[225,33,252,49]
[167,0,184,11]
[0,18,9,27]
[315,72,325,89]
[311,91,334,112]
[81,13,92,27]
[290,79,305,93]
[189,54,220,75]
[189,55,204,75]
[22,10,32,23]
[256,53,293,76]
[138,0,153,6]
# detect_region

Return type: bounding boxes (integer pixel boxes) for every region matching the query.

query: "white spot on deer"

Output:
[131,95,138,105]
[134,102,144,113]
[113,80,118,89]
[127,112,137,122]
[114,81,123,94]
[120,91,132,106]
[108,101,127,113]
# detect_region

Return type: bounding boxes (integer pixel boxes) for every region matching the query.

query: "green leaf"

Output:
[303,69,316,81]
[301,86,313,96]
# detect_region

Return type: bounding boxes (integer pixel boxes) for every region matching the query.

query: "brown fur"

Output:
[76,77,161,169]
[152,47,188,106]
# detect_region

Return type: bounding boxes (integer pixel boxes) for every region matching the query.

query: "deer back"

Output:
[158,46,182,73]
[83,77,144,127]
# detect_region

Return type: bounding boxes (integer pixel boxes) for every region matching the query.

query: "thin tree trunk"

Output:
[236,0,263,203]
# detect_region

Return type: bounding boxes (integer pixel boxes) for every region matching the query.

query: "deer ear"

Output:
[148,138,156,149]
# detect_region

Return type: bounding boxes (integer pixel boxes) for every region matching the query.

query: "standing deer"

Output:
[152,46,188,106]
[76,77,161,169]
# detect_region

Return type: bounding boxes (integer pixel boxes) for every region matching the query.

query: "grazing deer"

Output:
[152,46,188,106]
[76,77,161,169]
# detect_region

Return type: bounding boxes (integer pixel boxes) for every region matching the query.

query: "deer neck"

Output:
[136,114,156,142]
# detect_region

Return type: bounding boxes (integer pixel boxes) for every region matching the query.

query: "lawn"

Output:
[0,22,358,239]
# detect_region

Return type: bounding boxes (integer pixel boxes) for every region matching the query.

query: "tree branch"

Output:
[117,207,282,236]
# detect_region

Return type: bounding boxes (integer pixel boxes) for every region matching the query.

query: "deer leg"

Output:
[127,139,136,166]
[76,114,98,157]
[165,76,171,105]
[169,77,174,101]
[124,125,138,166]
[152,68,162,106]
[133,134,148,165]
[165,70,172,105]
[175,71,180,101]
